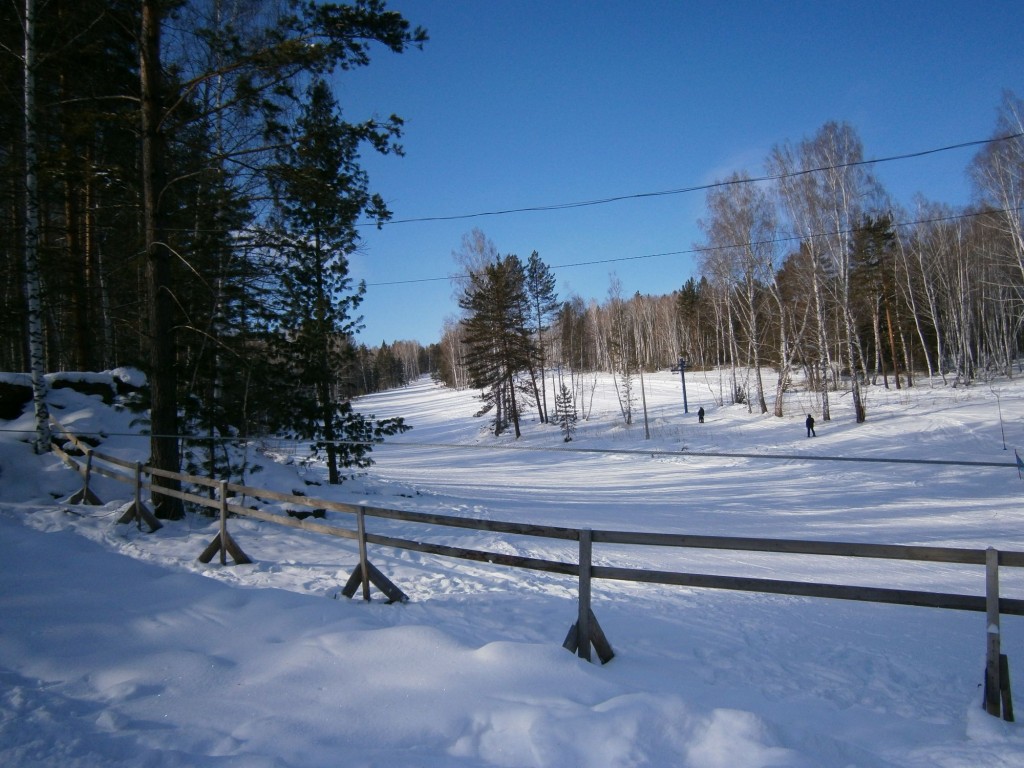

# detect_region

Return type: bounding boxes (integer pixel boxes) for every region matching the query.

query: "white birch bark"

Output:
[23,0,51,454]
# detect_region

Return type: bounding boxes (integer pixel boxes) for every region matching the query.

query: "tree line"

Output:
[4,2,1022,475]
[2,0,426,514]
[435,100,1024,435]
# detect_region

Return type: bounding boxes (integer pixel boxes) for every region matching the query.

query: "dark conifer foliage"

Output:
[264,78,409,484]
[3,0,426,495]
[554,382,577,442]
[525,251,559,422]
[459,254,537,438]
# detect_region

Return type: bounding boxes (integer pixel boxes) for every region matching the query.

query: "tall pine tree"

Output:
[525,251,558,423]
[459,254,536,438]
[268,78,407,483]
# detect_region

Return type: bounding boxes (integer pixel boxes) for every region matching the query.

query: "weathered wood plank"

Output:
[89,450,137,471]
[562,623,579,654]
[366,561,408,604]
[68,486,103,505]
[986,548,1003,716]
[591,530,993,566]
[577,529,592,662]
[340,565,364,599]
[356,507,370,601]
[197,534,222,564]
[590,565,1024,615]
[87,463,135,485]
[117,500,162,532]
[197,531,252,566]
[226,503,360,541]
[364,532,578,576]
[221,529,251,565]
[359,505,580,541]
[588,608,614,664]
[1000,654,1014,722]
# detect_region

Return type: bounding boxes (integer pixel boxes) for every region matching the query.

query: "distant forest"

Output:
[430,104,1024,434]
[2,3,1022,477]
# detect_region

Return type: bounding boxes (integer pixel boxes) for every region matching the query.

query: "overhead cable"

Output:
[367,204,1024,287]
[368,133,1024,226]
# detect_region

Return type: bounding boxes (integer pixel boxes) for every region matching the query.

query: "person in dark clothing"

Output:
[805,413,815,437]
[697,406,705,423]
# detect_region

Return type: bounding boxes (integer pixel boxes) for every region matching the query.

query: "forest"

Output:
[2,0,427,512]
[2,2,1023,490]
[434,108,1024,436]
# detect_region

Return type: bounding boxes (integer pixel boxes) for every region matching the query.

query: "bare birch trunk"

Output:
[23,0,50,454]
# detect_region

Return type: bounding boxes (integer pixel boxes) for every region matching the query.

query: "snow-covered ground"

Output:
[2,369,1024,767]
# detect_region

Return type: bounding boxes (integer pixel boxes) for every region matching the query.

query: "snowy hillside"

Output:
[2,369,1024,767]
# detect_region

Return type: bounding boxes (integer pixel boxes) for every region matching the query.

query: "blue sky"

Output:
[335,0,1024,346]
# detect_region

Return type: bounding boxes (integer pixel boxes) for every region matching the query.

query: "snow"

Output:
[2,370,1024,767]
[0,368,146,390]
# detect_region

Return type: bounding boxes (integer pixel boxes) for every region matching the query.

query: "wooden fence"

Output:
[49,419,1021,721]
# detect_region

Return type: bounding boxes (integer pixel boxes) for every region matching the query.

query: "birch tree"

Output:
[21,0,49,453]
[970,91,1024,291]
[770,122,882,422]
[698,172,777,414]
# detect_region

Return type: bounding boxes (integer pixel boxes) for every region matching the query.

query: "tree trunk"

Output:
[871,300,887,388]
[23,0,50,455]
[507,373,521,438]
[141,0,182,518]
[884,300,902,389]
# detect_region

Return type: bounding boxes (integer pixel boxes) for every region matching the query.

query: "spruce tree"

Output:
[554,382,577,442]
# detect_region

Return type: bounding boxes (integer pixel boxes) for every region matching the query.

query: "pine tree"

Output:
[554,382,577,442]
[525,251,559,422]
[459,254,536,438]
[137,0,425,509]
[267,79,408,483]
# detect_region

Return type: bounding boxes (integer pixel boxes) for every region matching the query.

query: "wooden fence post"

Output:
[984,547,1014,720]
[68,448,103,505]
[219,482,228,566]
[116,461,161,532]
[578,528,593,661]
[563,528,614,664]
[357,506,371,601]
[197,481,251,565]
[340,506,408,604]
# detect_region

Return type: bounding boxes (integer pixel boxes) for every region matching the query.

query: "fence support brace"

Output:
[67,448,103,505]
[117,461,162,533]
[564,528,614,664]
[198,481,252,566]
[984,547,1014,721]
[341,506,408,604]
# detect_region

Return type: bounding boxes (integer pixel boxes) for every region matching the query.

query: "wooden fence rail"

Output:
[48,418,1018,720]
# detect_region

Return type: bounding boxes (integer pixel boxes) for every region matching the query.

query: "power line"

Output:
[14,428,1015,470]
[366,204,1024,287]
[19,428,1019,475]
[368,133,1023,227]
[369,438,1017,470]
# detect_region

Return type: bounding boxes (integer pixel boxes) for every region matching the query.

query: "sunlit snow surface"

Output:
[2,370,1023,767]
